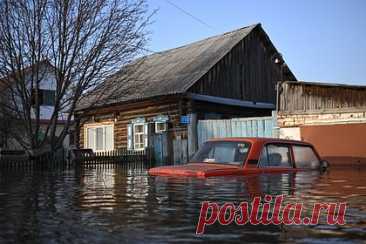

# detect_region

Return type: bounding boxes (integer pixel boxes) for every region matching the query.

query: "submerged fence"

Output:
[0,147,154,169]
[78,160,155,176]
[0,150,68,170]
[74,147,153,165]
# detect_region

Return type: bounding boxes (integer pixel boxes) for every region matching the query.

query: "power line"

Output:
[164,0,215,30]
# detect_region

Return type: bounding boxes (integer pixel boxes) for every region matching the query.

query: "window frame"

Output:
[133,123,146,151]
[257,143,295,168]
[155,121,167,133]
[42,89,56,106]
[84,123,114,152]
[31,89,56,106]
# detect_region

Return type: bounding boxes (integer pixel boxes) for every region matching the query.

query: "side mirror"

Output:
[320,160,329,171]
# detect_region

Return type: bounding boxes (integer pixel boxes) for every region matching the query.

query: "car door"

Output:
[291,144,321,169]
[257,143,296,173]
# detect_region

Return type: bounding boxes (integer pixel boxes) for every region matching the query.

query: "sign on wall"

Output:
[180,115,191,124]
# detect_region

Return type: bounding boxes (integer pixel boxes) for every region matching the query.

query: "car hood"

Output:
[148,163,244,177]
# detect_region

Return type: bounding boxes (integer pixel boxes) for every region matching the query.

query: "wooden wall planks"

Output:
[188,29,294,104]
[279,82,366,114]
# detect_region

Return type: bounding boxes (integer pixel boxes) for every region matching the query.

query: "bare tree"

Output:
[0,0,151,155]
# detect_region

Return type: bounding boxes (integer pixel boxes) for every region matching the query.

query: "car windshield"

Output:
[190,141,250,165]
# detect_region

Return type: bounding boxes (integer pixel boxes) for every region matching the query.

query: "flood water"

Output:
[0,163,365,243]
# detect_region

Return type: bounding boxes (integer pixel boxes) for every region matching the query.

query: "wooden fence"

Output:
[197,116,275,147]
[75,147,153,165]
[78,160,155,175]
[0,147,153,169]
[0,150,68,170]
[173,137,188,164]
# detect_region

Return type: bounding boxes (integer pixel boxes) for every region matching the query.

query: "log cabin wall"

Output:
[278,82,366,115]
[188,27,295,104]
[77,95,273,149]
[78,96,187,149]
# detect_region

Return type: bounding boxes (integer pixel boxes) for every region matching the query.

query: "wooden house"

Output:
[277,81,366,165]
[0,61,72,150]
[75,23,296,163]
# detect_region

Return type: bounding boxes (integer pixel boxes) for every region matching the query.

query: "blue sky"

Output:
[145,0,366,85]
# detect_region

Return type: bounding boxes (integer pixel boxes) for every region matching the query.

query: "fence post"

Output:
[188,113,198,160]
[272,111,279,138]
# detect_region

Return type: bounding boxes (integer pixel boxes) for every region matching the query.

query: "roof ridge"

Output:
[144,23,260,59]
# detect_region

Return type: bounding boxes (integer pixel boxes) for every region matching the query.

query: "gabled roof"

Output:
[0,60,55,91]
[78,23,291,110]
[128,24,257,96]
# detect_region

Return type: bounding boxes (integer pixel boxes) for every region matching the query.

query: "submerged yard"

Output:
[0,162,365,243]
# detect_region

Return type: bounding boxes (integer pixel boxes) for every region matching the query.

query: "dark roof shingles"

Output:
[78,24,258,110]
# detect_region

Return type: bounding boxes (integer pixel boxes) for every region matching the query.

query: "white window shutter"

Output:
[127,124,133,150]
[143,123,148,148]
[87,128,95,151]
[105,126,113,151]
[96,127,104,151]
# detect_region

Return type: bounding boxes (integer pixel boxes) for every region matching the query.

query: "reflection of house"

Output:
[277,81,366,164]
[0,61,72,150]
[80,167,116,210]
[75,23,296,162]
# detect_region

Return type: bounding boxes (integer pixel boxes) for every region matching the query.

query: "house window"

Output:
[153,115,169,134]
[42,90,55,106]
[127,121,148,150]
[133,123,145,150]
[31,89,55,106]
[85,124,114,152]
[155,122,167,133]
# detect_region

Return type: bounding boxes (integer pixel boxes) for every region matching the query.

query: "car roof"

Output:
[207,137,312,146]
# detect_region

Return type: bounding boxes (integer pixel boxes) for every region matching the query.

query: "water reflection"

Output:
[0,163,365,243]
[80,167,117,210]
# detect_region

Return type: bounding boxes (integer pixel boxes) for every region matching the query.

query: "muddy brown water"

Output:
[0,163,365,243]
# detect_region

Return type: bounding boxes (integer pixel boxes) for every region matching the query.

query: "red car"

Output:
[148,138,329,177]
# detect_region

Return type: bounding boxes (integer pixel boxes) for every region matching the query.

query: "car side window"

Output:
[292,145,320,169]
[259,144,292,168]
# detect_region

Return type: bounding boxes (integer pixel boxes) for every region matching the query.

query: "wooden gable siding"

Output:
[279,82,366,114]
[188,28,289,104]
[78,96,185,149]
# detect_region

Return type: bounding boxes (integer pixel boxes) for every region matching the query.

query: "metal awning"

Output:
[186,93,275,109]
